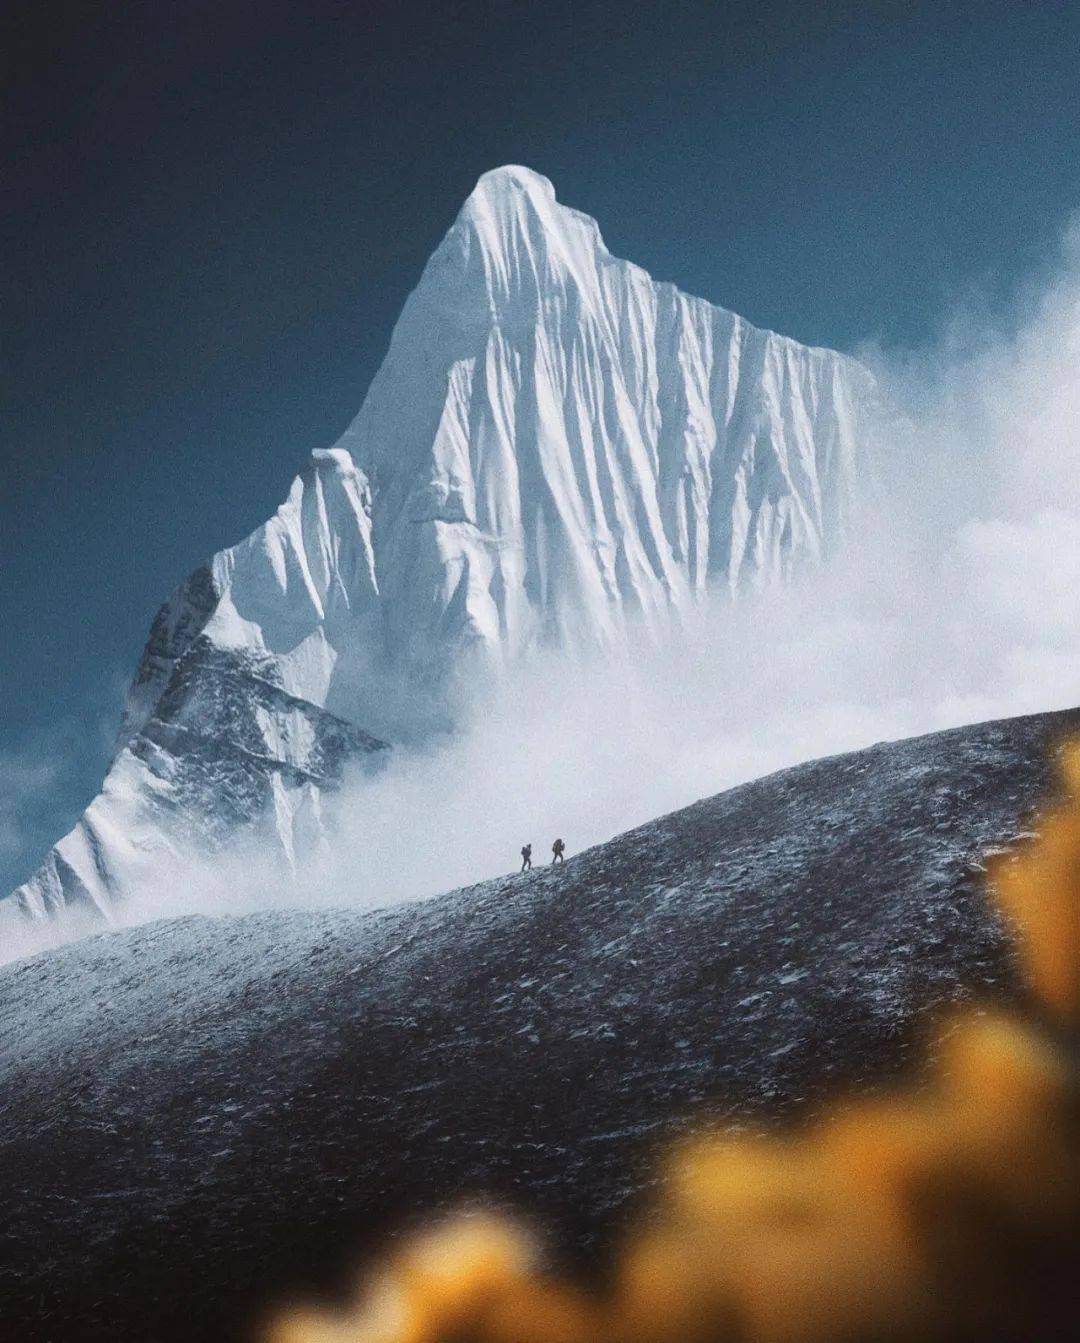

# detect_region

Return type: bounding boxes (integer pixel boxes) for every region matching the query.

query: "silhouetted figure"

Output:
[520,844,532,872]
[551,837,566,865]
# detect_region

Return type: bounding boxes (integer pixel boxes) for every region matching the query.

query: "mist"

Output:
[243,216,1080,912]
[5,219,1080,957]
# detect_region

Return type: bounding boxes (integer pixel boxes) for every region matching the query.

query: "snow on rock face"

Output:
[8,166,882,922]
[10,452,387,922]
[343,164,877,679]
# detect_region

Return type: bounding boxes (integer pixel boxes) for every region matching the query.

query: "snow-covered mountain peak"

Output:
[8,168,886,924]
[416,163,614,324]
[469,163,558,205]
[458,164,578,252]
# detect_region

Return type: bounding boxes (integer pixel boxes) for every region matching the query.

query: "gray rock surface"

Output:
[1,706,1076,1342]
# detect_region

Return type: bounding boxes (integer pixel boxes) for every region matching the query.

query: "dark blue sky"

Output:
[4,0,1080,889]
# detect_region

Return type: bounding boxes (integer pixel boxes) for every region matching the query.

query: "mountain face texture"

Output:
[1,708,1073,1343]
[7,165,882,923]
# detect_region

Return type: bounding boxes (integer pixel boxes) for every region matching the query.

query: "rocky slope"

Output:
[8,165,883,923]
[1,706,1074,1343]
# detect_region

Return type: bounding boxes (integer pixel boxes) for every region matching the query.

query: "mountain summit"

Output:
[344,164,878,676]
[7,167,883,922]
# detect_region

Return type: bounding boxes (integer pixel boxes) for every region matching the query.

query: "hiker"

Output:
[521,843,532,872]
[551,837,566,865]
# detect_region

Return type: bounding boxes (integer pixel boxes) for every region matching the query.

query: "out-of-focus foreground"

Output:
[268,748,1080,1343]
[1,711,1072,1341]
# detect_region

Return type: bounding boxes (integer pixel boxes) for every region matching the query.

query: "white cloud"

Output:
[10,216,1080,952]
[949,511,1080,646]
[273,216,1080,912]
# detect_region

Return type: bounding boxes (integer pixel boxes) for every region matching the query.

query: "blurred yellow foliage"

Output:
[267,744,1080,1343]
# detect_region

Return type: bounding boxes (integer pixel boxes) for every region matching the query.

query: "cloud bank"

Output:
[6,219,1080,957]
[250,217,1080,914]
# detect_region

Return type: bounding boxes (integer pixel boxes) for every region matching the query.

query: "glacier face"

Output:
[8,165,883,923]
[343,165,878,688]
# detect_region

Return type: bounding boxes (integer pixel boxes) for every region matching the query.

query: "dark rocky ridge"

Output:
[10,637,388,919]
[1,706,1077,1342]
